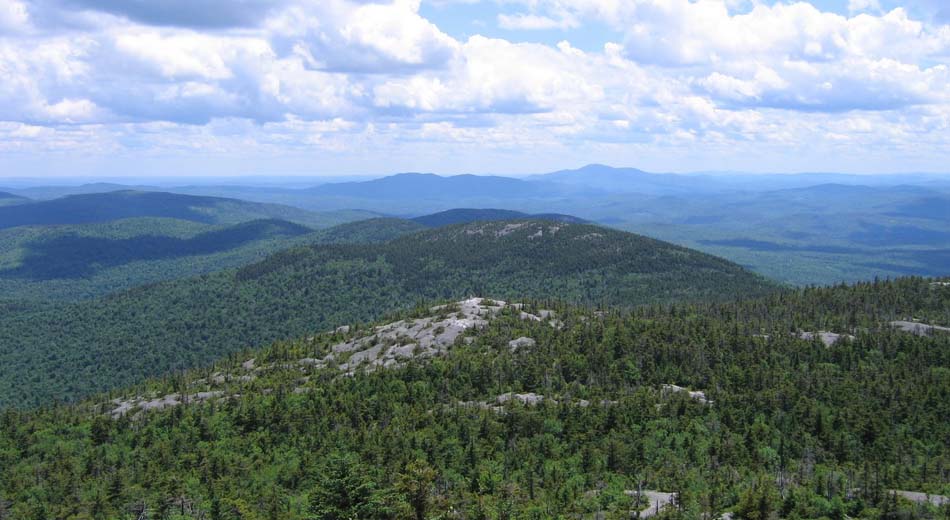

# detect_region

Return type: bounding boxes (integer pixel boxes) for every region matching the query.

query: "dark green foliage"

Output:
[308,453,397,519]
[735,475,781,520]
[0,220,776,407]
[0,216,420,301]
[314,218,427,243]
[0,219,313,280]
[0,278,947,519]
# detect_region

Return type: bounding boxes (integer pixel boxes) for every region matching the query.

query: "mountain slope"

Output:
[0,190,353,230]
[0,191,28,207]
[0,220,776,407]
[412,208,586,227]
[531,164,723,194]
[0,217,422,302]
[0,219,313,281]
[1,279,947,518]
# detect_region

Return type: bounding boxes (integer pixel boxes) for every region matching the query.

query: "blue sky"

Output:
[0,0,949,177]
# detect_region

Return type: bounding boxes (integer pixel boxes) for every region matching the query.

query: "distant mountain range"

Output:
[306,172,572,199]
[0,190,376,229]
[3,166,950,285]
[6,165,950,201]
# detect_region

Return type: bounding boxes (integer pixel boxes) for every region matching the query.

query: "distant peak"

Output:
[390,172,440,178]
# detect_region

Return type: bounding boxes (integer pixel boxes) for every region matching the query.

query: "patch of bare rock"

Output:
[110,391,224,419]
[315,297,515,374]
[589,489,676,518]
[109,297,557,419]
[890,490,949,507]
[661,384,712,405]
[508,336,536,351]
[798,331,855,347]
[628,490,677,518]
[890,320,950,336]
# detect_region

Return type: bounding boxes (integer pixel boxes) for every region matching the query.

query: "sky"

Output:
[0,0,949,177]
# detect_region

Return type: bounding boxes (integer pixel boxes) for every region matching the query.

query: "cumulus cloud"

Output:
[268,0,459,73]
[0,0,30,33]
[373,37,604,114]
[0,0,948,173]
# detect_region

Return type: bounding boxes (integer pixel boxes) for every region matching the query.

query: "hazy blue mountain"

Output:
[5,182,162,200]
[3,169,950,286]
[529,164,726,194]
[888,196,950,221]
[412,208,586,227]
[0,191,28,207]
[308,173,568,199]
[0,190,367,230]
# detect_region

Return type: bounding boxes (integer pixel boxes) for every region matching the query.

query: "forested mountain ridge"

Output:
[0,219,776,407]
[0,216,418,302]
[0,190,362,229]
[0,219,313,281]
[0,191,28,207]
[1,278,947,519]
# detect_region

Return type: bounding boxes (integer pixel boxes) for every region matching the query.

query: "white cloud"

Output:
[0,0,948,174]
[0,0,29,33]
[111,31,269,80]
[372,37,606,115]
[268,0,459,72]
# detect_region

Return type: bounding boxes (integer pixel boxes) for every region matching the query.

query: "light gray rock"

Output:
[662,384,712,405]
[891,320,950,336]
[497,392,549,406]
[891,490,949,507]
[799,331,854,347]
[624,490,676,518]
[508,337,536,351]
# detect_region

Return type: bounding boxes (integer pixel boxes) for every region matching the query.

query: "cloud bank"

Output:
[1,0,949,175]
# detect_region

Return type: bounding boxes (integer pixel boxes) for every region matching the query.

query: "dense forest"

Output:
[0,277,947,519]
[0,219,313,280]
[0,217,423,301]
[0,220,775,407]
